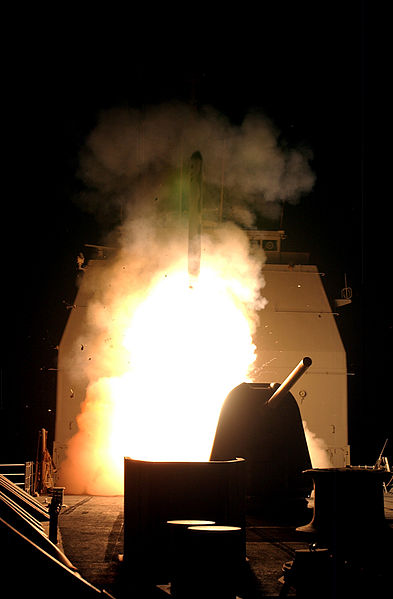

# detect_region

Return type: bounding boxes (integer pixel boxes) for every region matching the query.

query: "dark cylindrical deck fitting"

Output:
[188,525,244,566]
[266,357,312,408]
[172,525,244,599]
[167,520,216,589]
[167,519,216,554]
[124,457,246,584]
[297,467,390,554]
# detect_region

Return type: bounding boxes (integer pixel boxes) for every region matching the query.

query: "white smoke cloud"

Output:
[303,420,333,469]
[76,102,315,227]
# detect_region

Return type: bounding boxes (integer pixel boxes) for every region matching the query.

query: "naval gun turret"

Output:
[211,358,313,518]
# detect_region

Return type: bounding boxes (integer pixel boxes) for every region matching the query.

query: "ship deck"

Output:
[55,493,393,598]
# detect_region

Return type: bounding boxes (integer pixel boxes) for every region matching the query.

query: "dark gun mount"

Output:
[211,358,313,519]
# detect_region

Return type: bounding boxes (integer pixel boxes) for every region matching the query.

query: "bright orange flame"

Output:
[59,227,264,495]
[108,267,256,468]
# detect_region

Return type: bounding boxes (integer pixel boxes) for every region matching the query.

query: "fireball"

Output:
[59,224,265,494]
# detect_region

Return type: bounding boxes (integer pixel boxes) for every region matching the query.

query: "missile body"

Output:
[188,151,203,281]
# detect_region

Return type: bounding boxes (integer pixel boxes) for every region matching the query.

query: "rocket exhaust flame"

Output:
[58,223,266,495]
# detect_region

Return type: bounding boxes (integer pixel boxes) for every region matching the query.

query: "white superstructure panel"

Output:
[53,262,103,469]
[253,264,349,464]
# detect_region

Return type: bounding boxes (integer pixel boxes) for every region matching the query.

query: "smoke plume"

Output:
[76,102,315,228]
[58,102,315,494]
[303,420,333,468]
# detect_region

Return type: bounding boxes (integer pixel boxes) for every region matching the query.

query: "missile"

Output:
[188,151,203,282]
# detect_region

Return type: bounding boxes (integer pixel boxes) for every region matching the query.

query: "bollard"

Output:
[296,468,389,550]
[166,520,215,594]
[172,525,245,599]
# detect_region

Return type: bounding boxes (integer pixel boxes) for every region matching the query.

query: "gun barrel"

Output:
[266,357,312,408]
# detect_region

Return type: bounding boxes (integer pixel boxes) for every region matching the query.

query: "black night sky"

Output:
[2,2,391,466]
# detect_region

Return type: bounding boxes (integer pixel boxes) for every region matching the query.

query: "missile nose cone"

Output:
[191,150,202,162]
[190,151,203,178]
